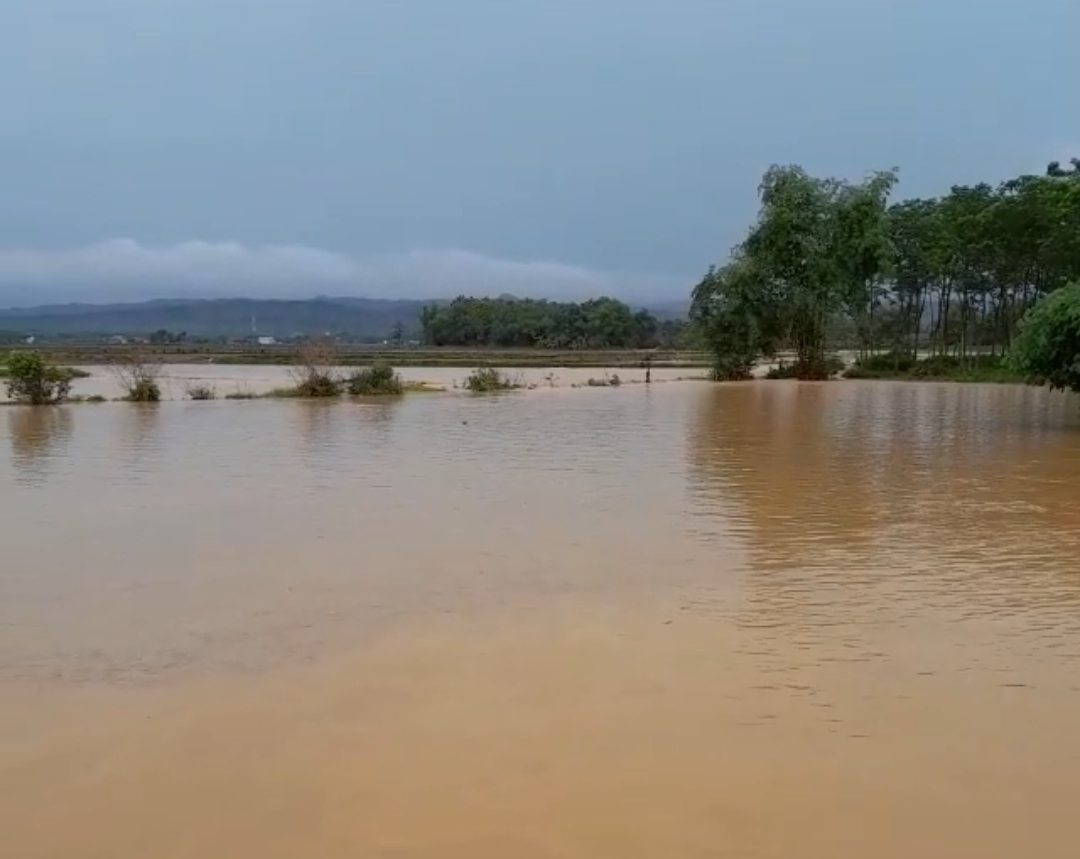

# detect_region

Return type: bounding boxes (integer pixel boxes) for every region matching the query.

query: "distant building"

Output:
[24,335,35,345]
[257,336,276,346]
[108,335,128,345]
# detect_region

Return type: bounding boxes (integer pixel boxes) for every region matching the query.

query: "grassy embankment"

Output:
[842,353,1023,383]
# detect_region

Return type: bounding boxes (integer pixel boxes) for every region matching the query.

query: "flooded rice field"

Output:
[2,379,1080,858]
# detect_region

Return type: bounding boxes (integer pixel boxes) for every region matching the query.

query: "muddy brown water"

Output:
[2,379,1080,858]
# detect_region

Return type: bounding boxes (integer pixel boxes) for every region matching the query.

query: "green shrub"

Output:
[464,367,520,392]
[845,352,1016,381]
[346,362,404,396]
[4,350,72,404]
[285,378,339,397]
[1008,284,1080,393]
[125,378,162,402]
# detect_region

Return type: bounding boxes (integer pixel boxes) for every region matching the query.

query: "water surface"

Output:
[2,380,1079,858]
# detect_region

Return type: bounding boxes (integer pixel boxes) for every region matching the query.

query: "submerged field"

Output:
[3,382,1080,858]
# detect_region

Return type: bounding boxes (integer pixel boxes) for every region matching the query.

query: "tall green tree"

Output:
[693,165,896,379]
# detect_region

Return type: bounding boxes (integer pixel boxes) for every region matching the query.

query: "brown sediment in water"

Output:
[3,381,1080,858]
[4,605,1079,859]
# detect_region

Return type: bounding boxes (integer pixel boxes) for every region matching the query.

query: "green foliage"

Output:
[125,378,162,402]
[288,376,343,398]
[1007,283,1080,393]
[844,353,1019,382]
[346,362,405,396]
[691,161,1080,380]
[421,296,686,349]
[464,367,520,392]
[690,257,777,380]
[4,350,73,404]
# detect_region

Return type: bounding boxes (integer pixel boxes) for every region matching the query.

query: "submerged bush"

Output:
[766,354,845,379]
[110,354,163,402]
[464,367,520,392]
[184,382,217,400]
[4,350,72,404]
[126,378,162,402]
[286,339,343,397]
[346,362,404,396]
[288,375,343,397]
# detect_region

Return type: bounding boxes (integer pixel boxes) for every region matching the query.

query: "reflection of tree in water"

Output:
[292,399,403,482]
[8,407,74,485]
[353,400,400,434]
[687,382,1080,626]
[295,399,338,451]
[687,383,881,572]
[117,403,164,479]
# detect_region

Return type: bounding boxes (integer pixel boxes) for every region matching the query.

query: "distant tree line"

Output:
[419,296,688,349]
[691,159,1080,379]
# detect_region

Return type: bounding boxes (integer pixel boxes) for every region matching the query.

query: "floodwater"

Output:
[35,363,700,401]
[2,379,1080,858]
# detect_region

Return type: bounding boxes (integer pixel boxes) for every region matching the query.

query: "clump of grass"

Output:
[464,367,521,392]
[184,382,217,400]
[285,338,343,397]
[346,362,404,396]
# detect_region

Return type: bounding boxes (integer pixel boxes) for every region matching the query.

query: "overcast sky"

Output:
[1,0,1077,306]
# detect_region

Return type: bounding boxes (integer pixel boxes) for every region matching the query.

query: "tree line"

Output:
[691,160,1080,380]
[419,296,688,349]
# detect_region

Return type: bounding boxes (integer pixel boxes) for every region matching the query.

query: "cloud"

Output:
[0,240,684,307]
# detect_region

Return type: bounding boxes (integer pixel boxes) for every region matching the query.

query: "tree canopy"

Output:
[419,296,687,349]
[691,161,1080,380]
[4,351,73,405]
[1007,282,1080,394]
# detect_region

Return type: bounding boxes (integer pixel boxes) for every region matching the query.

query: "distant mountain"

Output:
[0,296,689,340]
[0,297,433,340]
